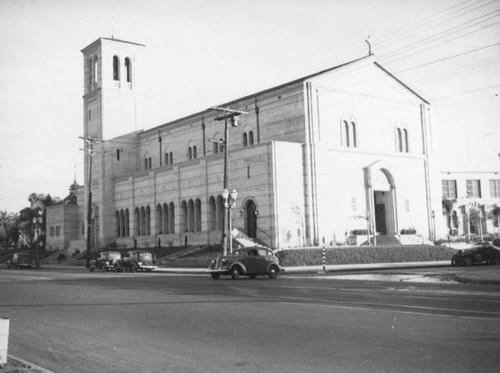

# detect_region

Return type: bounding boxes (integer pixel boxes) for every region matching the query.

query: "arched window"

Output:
[144,158,148,170]
[125,209,130,237]
[351,123,356,147]
[397,128,403,152]
[208,196,217,230]
[93,58,98,85]
[145,206,151,235]
[88,58,93,89]
[169,202,175,233]
[217,195,224,231]
[120,210,125,237]
[188,200,195,232]
[134,208,140,236]
[148,157,152,169]
[243,133,248,147]
[193,146,197,159]
[404,129,409,152]
[188,147,192,160]
[249,131,254,145]
[140,207,146,236]
[181,201,188,232]
[162,203,169,234]
[195,198,202,232]
[125,57,132,83]
[113,56,120,81]
[345,121,351,147]
[115,211,120,237]
[156,205,162,234]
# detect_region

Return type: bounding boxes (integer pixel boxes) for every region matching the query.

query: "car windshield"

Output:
[107,252,121,260]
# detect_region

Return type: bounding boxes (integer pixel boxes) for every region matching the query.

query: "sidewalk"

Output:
[37,261,500,284]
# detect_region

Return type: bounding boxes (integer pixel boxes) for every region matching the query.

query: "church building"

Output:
[51,36,446,252]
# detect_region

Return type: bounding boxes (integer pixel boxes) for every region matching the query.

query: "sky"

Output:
[0,0,499,213]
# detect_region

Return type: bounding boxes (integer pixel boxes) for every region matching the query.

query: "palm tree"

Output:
[0,210,18,249]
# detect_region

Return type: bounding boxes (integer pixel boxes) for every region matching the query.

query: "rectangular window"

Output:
[466,179,481,198]
[442,180,457,199]
[55,226,61,236]
[49,227,54,237]
[490,179,500,198]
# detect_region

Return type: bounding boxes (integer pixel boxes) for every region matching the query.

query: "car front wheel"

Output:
[451,258,460,267]
[230,266,241,280]
[268,265,279,279]
[211,273,220,280]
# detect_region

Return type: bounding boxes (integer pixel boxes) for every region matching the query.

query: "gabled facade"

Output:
[73,37,443,251]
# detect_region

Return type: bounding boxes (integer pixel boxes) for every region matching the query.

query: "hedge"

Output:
[276,245,455,266]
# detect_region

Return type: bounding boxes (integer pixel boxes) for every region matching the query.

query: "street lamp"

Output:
[222,188,238,256]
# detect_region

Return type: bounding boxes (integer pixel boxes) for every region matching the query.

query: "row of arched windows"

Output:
[134,206,151,236]
[243,131,255,147]
[396,127,409,153]
[113,55,132,83]
[114,194,231,238]
[115,209,130,237]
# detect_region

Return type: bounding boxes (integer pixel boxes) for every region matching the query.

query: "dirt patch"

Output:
[0,356,48,373]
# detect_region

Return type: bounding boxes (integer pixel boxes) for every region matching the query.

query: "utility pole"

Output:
[208,106,248,256]
[80,136,100,268]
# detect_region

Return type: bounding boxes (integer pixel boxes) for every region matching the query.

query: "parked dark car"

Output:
[88,251,122,272]
[208,246,284,280]
[115,250,157,272]
[6,253,34,269]
[451,242,500,266]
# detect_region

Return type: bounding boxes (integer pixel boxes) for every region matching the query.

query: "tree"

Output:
[0,210,19,249]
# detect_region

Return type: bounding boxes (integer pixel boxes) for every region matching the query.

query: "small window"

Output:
[490,179,500,198]
[243,133,248,147]
[249,131,254,145]
[466,179,481,198]
[55,226,61,236]
[144,158,148,170]
[396,126,409,153]
[188,147,192,160]
[50,227,54,237]
[169,152,173,164]
[193,146,197,159]
[442,180,457,199]
[148,157,152,169]
[116,149,120,161]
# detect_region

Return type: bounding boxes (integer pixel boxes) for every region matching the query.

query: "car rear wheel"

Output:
[451,258,459,267]
[268,265,279,279]
[464,257,473,266]
[211,273,220,280]
[230,266,241,280]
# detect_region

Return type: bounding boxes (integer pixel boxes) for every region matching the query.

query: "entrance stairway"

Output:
[232,228,267,249]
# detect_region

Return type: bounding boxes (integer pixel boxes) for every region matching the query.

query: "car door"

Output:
[242,249,260,273]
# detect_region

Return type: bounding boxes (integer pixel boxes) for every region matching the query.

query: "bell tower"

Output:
[81,37,145,249]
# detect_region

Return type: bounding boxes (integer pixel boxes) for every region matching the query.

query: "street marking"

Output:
[280,296,500,321]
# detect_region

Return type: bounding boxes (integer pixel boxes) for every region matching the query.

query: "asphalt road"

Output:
[1,267,499,373]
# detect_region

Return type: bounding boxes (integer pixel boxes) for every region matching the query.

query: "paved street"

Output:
[1,267,499,373]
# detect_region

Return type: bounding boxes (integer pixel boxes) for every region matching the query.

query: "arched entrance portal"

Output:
[244,200,257,238]
[364,163,398,238]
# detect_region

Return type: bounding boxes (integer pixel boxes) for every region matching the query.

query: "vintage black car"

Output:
[6,253,34,269]
[88,251,122,272]
[208,246,284,280]
[451,242,500,266]
[115,250,157,272]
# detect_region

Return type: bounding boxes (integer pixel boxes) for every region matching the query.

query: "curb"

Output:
[8,355,56,373]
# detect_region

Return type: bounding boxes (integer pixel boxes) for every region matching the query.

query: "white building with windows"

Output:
[441,171,500,240]
[48,36,450,252]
